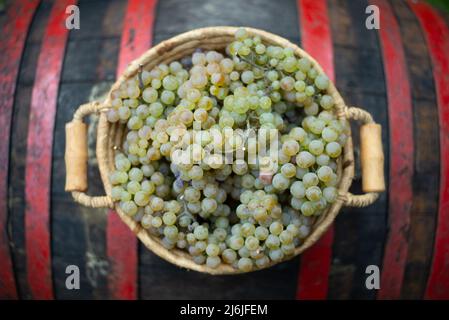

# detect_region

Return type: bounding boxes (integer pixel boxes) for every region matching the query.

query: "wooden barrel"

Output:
[1,0,448,300]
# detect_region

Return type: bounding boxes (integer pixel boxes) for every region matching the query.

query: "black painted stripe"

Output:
[328,0,389,300]
[139,0,302,299]
[9,0,52,300]
[390,0,439,299]
[51,0,125,299]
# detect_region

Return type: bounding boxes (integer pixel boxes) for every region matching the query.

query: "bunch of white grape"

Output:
[106,28,349,271]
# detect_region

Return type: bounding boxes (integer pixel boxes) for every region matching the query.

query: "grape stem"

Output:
[237,52,269,71]
[138,64,144,90]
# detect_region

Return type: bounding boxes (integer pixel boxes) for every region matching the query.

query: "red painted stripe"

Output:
[0,0,40,300]
[25,0,76,300]
[409,1,449,300]
[296,0,334,300]
[107,0,157,300]
[116,0,157,75]
[370,0,414,300]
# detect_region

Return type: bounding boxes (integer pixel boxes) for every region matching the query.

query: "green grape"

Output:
[322,127,338,142]
[296,151,315,168]
[150,196,164,211]
[240,175,255,189]
[318,110,334,123]
[287,224,299,236]
[241,223,255,237]
[290,127,307,142]
[305,85,315,97]
[161,90,175,105]
[283,56,297,72]
[206,256,221,268]
[134,191,150,207]
[110,171,128,185]
[194,225,209,240]
[129,168,143,182]
[307,68,318,79]
[323,186,338,203]
[127,181,141,194]
[206,243,220,257]
[290,181,305,199]
[149,102,164,117]
[162,212,177,226]
[260,112,274,124]
[237,257,253,272]
[297,58,312,72]
[272,173,290,191]
[151,172,165,186]
[178,215,191,228]
[303,172,319,187]
[316,154,330,166]
[121,201,138,216]
[141,214,152,229]
[118,106,131,120]
[326,141,342,158]
[127,85,140,99]
[304,102,319,116]
[111,186,124,201]
[309,119,326,135]
[317,165,333,182]
[235,28,248,40]
[269,221,283,236]
[229,235,244,250]
[222,249,237,264]
[305,186,322,201]
[142,87,158,103]
[162,75,178,91]
[315,74,330,90]
[280,76,295,91]
[184,187,201,202]
[238,246,250,258]
[320,95,334,109]
[298,225,311,238]
[265,234,280,249]
[290,197,304,210]
[281,243,295,255]
[120,190,132,202]
[300,201,315,216]
[282,140,300,156]
[269,249,284,262]
[213,227,228,241]
[241,70,254,84]
[141,180,155,194]
[255,226,269,241]
[308,139,324,155]
[259,96,272,110]
[202,198,218,213]
[106,109,120,123]
[245,236,259,251]
[255,256,270,268]
[281,163,296,178]
[164,225,179,241]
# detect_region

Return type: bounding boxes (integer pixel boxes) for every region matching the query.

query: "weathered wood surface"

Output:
[2,0,449,299]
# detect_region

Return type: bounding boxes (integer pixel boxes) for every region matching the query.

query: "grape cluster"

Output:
[106,28,349,271]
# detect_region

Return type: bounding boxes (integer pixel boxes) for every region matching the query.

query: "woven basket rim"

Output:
[95,26,355,274]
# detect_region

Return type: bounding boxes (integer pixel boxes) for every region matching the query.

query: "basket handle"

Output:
[65,101,114,208]
[342,106,385,207]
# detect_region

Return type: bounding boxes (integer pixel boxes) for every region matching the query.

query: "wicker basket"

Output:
[65,27,385,274]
